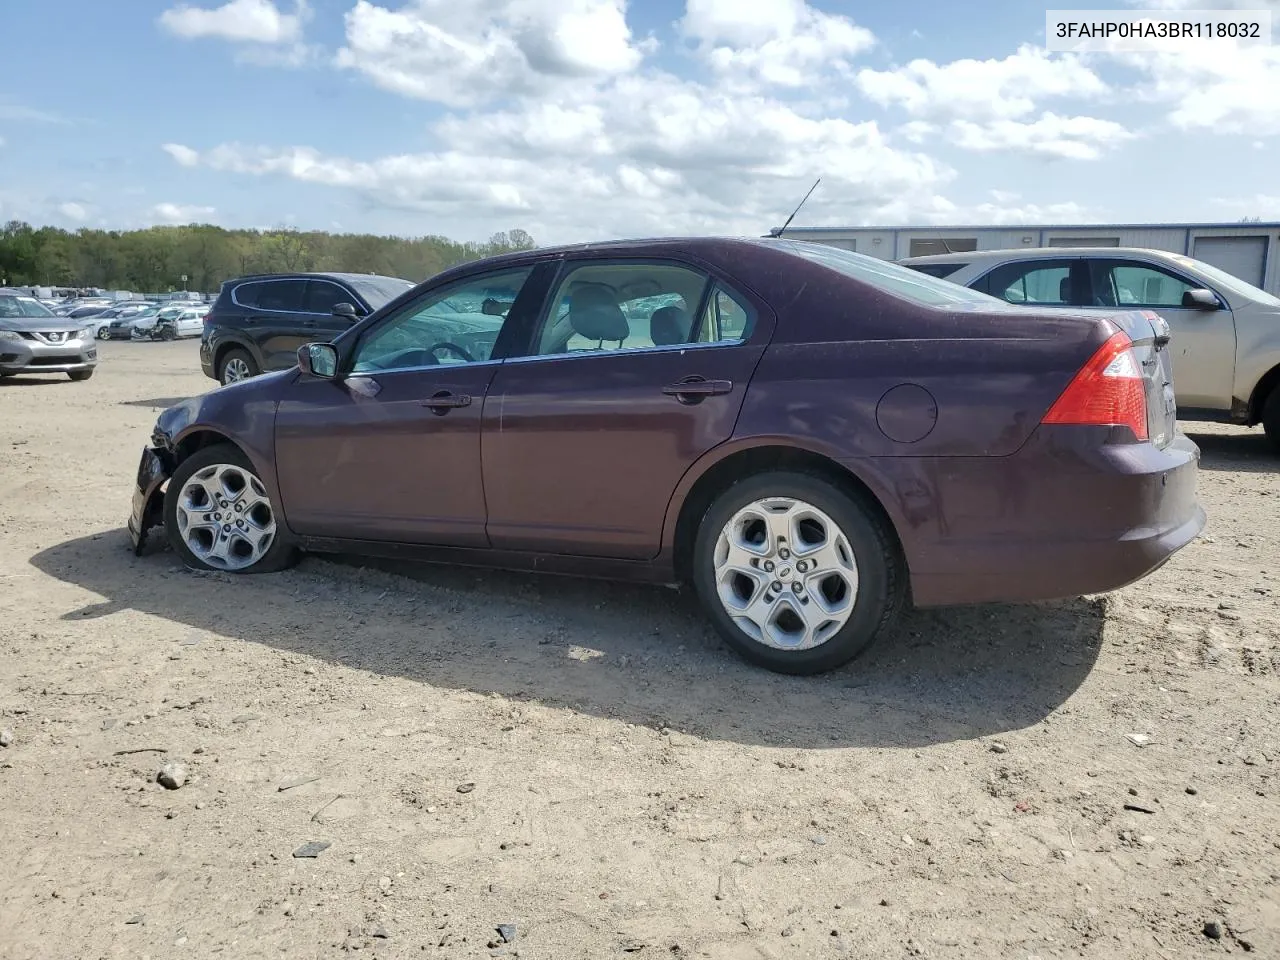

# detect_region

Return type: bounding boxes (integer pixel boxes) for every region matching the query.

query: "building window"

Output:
[908,238,978,257]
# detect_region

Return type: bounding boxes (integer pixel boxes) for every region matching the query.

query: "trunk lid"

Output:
[1108,309,1177,449]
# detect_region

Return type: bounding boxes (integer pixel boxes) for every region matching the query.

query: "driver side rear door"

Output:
[272,262,555,546]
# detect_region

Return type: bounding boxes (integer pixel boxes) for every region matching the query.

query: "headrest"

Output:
[1059,277,1071,302]
[568,283,629,342]
[650,305,692,346]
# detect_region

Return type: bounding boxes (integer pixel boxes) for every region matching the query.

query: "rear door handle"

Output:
[662,377,733,398]
[421,391,472,413]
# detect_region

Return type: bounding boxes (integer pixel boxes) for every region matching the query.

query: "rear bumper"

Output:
[0,336,97,375]
[864,428,1206,608]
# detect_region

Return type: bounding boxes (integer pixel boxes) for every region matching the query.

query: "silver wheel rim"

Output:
[222,358,250,383]
[174,463,276,571]
[713,497,859,651]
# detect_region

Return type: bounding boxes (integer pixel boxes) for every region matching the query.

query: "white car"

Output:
[899,246,1280,450]
[151,306,208,340]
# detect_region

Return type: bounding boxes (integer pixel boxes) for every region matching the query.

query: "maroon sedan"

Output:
[128,238,1204,674]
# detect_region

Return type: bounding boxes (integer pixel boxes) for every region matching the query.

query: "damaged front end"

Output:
[127,404,196,555]
[127,440,175,555]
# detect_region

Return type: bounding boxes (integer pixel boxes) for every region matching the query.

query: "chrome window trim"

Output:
[339,338,746,378]
[231,278,362,317]
[504,338,746,365]
[347,357,506,377]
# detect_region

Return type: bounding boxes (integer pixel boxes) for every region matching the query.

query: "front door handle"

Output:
[662,377,733,399]
[421,391,472,413]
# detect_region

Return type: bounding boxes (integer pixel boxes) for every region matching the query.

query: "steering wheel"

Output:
[425,341,475,363]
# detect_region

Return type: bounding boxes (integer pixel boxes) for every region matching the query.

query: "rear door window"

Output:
[978,259,1080,305]
[253,279,308,312]
[905,262,968,279]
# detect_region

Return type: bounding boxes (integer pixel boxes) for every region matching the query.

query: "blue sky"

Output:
[1,0,1277,244]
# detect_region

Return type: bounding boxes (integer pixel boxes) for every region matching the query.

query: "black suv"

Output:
[200,272,414,384]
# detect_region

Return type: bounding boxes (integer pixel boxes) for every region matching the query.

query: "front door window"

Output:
[351,267,533,373]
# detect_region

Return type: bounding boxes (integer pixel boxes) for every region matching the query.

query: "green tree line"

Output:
[0,221,537,293]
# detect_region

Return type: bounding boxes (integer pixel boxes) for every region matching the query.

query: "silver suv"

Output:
[0,293,98,381]
[900,247,1280,450]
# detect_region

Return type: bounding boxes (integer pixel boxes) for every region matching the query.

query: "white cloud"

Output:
[162,143,201,167]
[950,113,1135,160]
[894,120,935,144]
[336,0,647,108]
[58,202,88,222]
[159,0,308,44]
[152,202,217,223]
[1126,46,1280,134]
[856,44,1107,121]
[161,64,954,242]
[678,0,874,88]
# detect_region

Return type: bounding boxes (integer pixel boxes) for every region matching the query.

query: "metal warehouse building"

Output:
[775,222,1280,297]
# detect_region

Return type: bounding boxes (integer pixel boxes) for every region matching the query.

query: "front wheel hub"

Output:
[173,462,277,571]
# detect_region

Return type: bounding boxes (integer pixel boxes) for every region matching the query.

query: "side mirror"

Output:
[1182,288,1221,310]
[298,342,338,379]
[332,302,360,321]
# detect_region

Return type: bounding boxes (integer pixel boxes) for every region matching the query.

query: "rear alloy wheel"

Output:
[163,444,298,573]
[1263,387,1280,454]
[219,348,257,385]
[68,369,94,381]
[692,472,903,675]
[96,327,110,340]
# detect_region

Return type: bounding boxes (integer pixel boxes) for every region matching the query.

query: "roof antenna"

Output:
[773,178,821,238]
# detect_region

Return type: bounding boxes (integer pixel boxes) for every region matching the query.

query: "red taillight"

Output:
[1041,329,1148,441]
[202,313,212,327]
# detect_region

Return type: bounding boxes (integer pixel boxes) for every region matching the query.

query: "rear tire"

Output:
[163,443,299,574]
[1263,387,1280,454]
[218,348,257,385]
[68,369,94,381]
[691,471,904,675]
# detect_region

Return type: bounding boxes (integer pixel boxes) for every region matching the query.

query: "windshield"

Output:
[345,275,415,309]
[1168,254,1280,307]
[0,296,56,318]
[762,239,1001,308]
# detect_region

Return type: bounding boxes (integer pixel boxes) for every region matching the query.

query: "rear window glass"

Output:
[345,275,415,309]
[904,262,968,279]
[763,240,999,308]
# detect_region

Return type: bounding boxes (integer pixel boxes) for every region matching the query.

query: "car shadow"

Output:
[30,531,1106,750]
[1185,428,1276,473]
[0,376,72,386]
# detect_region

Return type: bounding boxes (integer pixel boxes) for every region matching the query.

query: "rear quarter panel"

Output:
[728,251,1109,459]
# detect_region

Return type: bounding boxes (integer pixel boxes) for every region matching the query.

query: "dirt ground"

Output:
[1,340,1277,960]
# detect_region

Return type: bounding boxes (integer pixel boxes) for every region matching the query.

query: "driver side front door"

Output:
[272,263,549,547]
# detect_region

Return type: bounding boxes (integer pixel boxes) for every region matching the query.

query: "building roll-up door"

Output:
[1192,235,1267,288]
